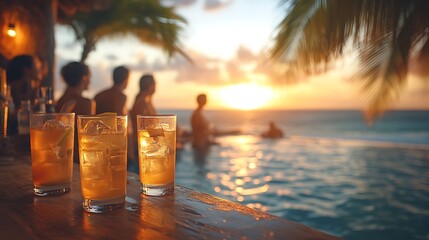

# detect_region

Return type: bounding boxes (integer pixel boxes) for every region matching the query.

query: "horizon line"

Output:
[157,108,429,111]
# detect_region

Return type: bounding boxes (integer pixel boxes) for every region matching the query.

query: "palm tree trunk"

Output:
[40,0,57,89]
[80,38,95,63]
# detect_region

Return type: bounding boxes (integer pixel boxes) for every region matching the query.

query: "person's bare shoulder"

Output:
[76,97,95,115]
[78,96,92,104]
[118,92,127,104]
[94,88,108,99]
[130,97,146,115]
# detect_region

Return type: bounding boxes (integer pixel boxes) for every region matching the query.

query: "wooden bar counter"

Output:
[0,156,340,239]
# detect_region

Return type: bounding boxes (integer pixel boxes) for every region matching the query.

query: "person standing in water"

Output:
[190,93,216,150]
[261,121,284,139]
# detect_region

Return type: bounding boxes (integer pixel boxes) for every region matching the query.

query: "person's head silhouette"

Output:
[6,54,41,109]
[61,61,90,90]
[196,94,207,108]
[6,55,39,84]
[139,74,155,95]
[113,66,129,90]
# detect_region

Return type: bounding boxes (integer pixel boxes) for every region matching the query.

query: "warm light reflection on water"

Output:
[189,135,271,210]
[175,134,429,240]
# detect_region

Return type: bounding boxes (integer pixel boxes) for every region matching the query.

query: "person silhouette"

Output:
[94,66,129,115]
[190,93,216,150]
[129,74,156,118]
[6,54,42,135]
[55,61,95,115]
[128,74,157,172]
[55,61,95,163]
[261,121,284,139]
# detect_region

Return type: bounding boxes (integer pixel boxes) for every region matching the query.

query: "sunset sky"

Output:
[54,0,429,111]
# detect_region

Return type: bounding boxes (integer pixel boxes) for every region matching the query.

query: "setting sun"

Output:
[219,84,273,110]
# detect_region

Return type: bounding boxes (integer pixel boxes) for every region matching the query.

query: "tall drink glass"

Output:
[77,115,127,213]
[30,113,75,196]
[137,115,176,196]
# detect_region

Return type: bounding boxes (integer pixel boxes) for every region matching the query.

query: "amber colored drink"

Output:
[138,129,176,185]
[78,115,127,213]
[79,132,127,200]
[137,114,176,196]
[30,113,75,196]
[30,128,73,186]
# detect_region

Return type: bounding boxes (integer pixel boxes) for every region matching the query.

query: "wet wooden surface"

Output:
[0,157,341,239]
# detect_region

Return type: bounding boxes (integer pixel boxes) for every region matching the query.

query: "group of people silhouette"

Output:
[4,54,284,167]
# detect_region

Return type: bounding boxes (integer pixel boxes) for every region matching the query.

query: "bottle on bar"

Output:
[0,95,7,139]
[0,69,8,139]
[45,87,55,113]
[17,100,32,135]
[38,87,47,113]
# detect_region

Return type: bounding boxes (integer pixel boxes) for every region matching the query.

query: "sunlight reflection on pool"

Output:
[175,135,429,240]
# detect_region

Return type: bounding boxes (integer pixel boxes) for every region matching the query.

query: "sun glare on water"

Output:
[219,84,273,110]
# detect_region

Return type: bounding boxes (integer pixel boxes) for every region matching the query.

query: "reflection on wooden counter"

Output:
[0,158,340,239]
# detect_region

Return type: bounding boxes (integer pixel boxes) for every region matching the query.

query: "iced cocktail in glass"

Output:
[77,115,127,213]
[30,113,75,196]
[137,115,176,196]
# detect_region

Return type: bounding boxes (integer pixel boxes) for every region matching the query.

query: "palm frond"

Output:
[361,7,414,119]
[270,0,322,61]
[62,0,188,62]
[269,0,429,121]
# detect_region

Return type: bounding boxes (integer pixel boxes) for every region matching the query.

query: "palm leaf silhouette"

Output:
[269,0,429,120]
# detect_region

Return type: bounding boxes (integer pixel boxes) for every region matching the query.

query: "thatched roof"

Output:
[57,0,111,23]
[0,0,110,22]
[0,0,111,85]
[0,0,111,57]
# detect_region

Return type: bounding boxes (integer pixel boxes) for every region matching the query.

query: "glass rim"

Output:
[77,115,127,119]
[136,114,176,119]
[31,112,75,117]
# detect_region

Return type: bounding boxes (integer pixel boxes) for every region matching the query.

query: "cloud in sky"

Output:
[176,62,222,84]
[162,0,197,7]
[226,61,247,83]
[128,53,150,72]
[168,50,223,84]
[125,45,268,86]
[53,43,273,102]
[104,54,118,61]
[236,45,258,63]
[164,0,233,11]
[204,0,233,11]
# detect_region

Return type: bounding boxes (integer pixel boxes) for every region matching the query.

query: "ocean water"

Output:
[160,110,429,240]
